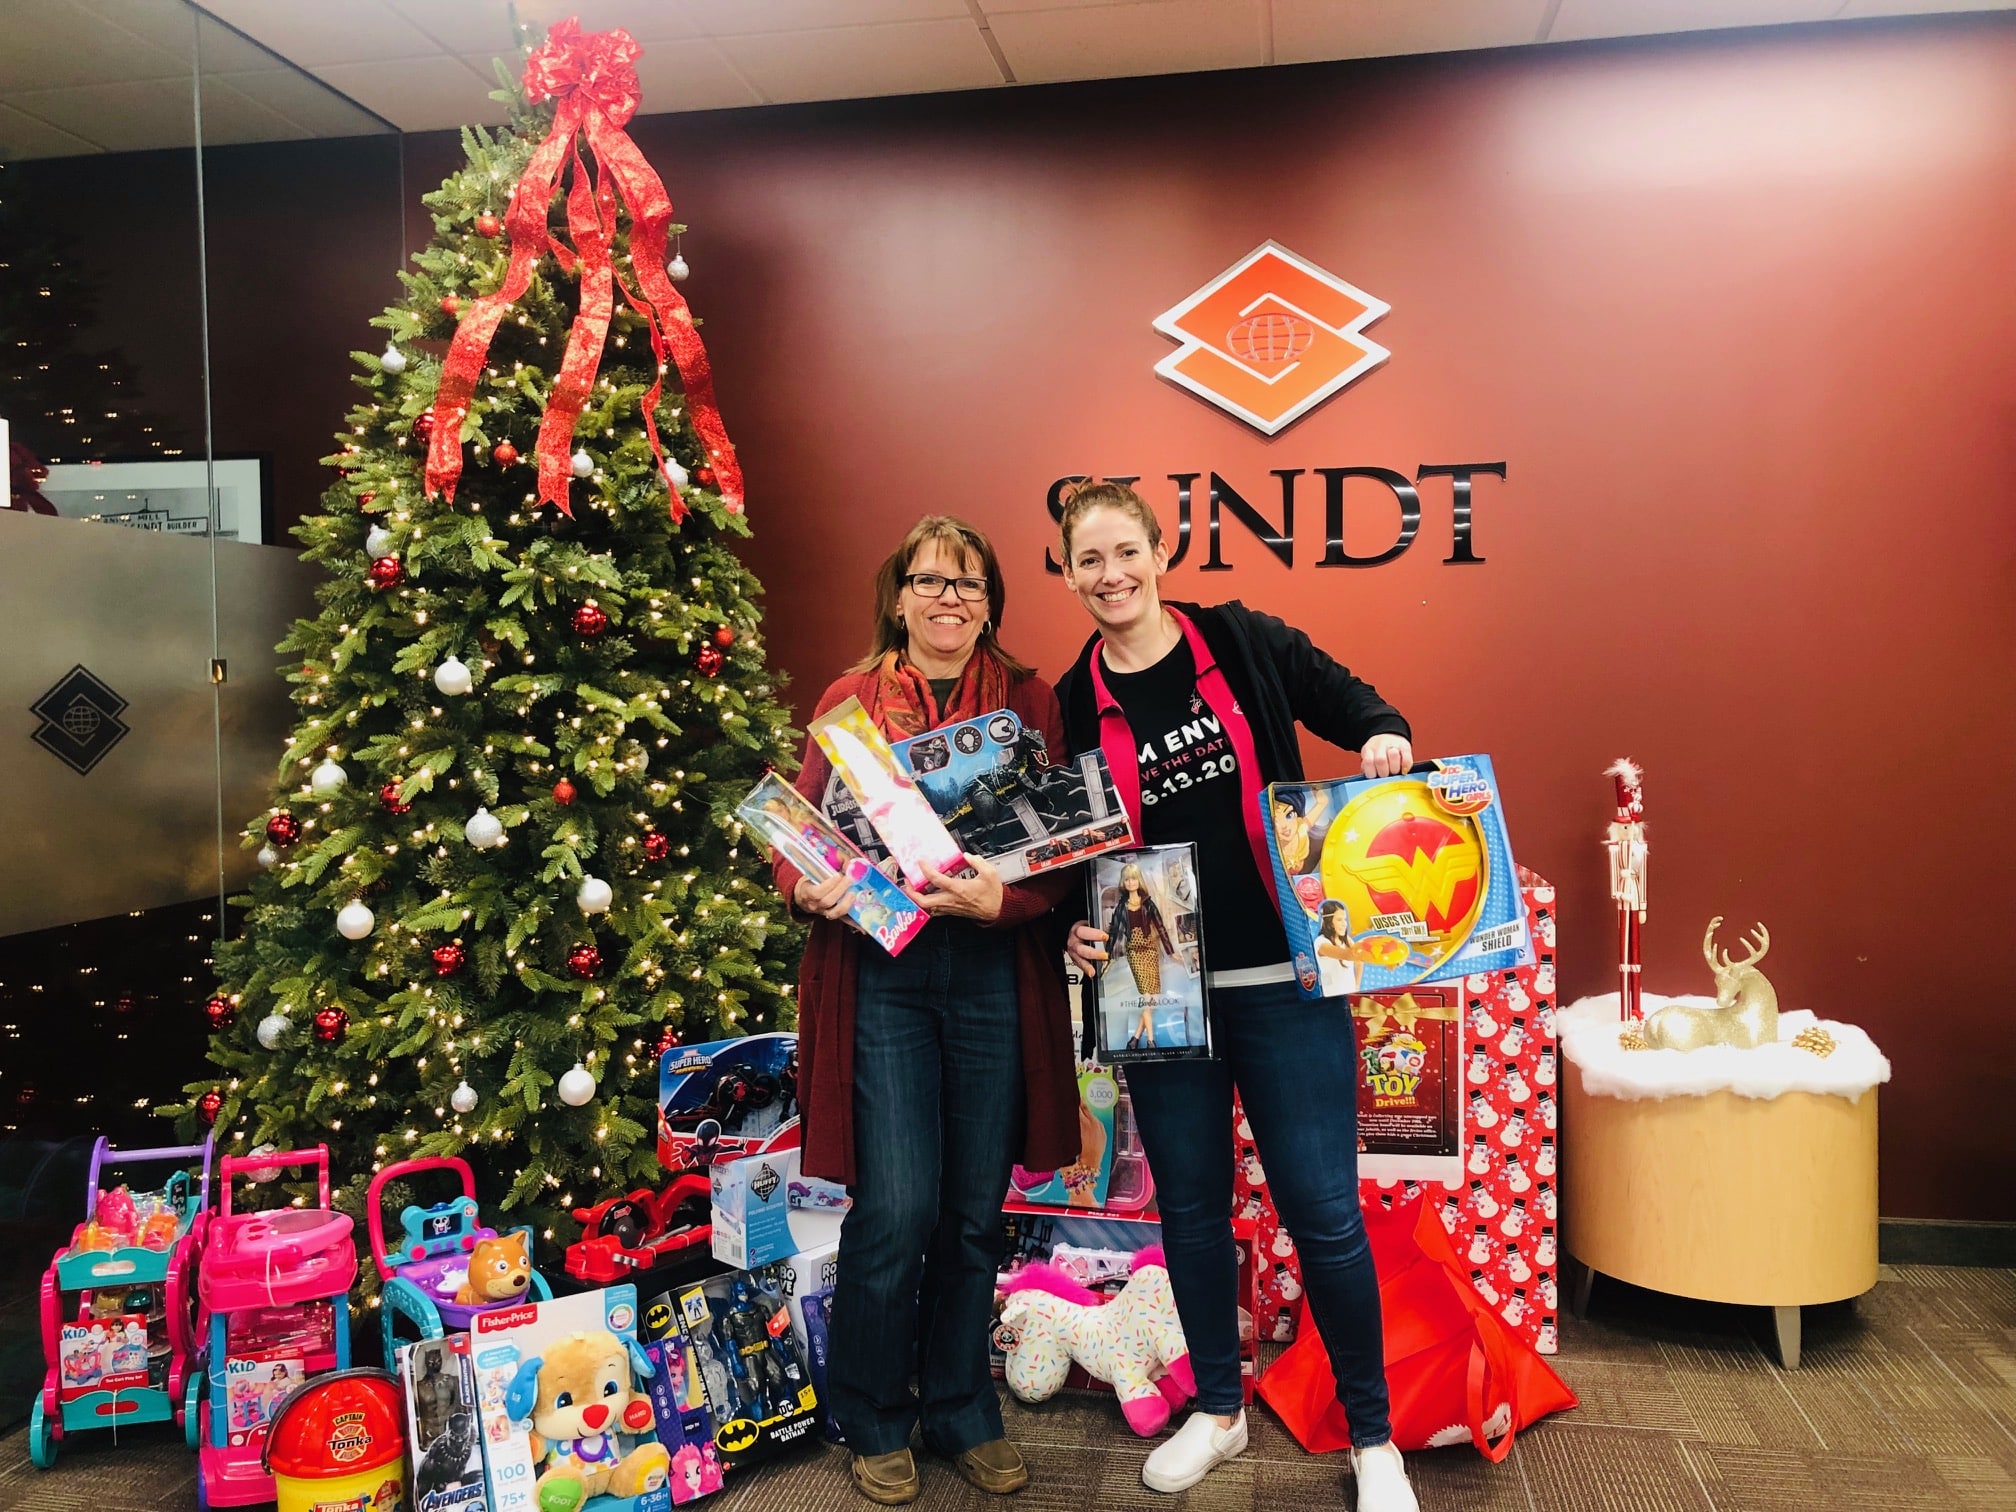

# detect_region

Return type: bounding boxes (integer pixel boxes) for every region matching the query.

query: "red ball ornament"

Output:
[655,1025,681,1057]
[695,645,724,677]
[692,464,716,488]
[567,943,602,980]
[642,831,670,863]
[380,780,412,815]
[492,440,519,466]
[572,603,608,638]
[440,294,461,315]
[265,812,301,847]
[712,625,736,648]
[432,942,467,977]
[113,994,136,1016]
[358,492,376,507]
[413,410,436,440]
[204,996,235,1030]
[475,212,501,238]
[552,777,577,806]
[368,555,404,590]
[197,1089,223,1126]
[313,1005,350,1043]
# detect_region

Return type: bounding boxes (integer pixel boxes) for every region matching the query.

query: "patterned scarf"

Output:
[867,648,1013,740]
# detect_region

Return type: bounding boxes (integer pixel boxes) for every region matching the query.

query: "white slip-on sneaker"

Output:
[1350,1441,1420,1512]
[1141,1410,1248,1494]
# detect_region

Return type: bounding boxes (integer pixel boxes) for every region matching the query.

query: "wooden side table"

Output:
[1560,1060,1878,1368]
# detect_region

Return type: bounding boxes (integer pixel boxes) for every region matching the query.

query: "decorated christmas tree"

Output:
[175,22,801,1246]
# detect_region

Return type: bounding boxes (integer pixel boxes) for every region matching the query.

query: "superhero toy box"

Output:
[736,772,924,956]
[468,1286,673,1512]
[656,1034,799,1175]
[1262,755,1532,998]
[643,1269,819,1471]
[402,1334,489,1512]
[825,708,1134,884]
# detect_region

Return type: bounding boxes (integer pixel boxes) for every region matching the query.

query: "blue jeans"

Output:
[1124,978,1392,1447]
[825,921,1023,1456]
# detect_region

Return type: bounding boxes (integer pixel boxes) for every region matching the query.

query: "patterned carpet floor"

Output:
[4,1262,2011,1510]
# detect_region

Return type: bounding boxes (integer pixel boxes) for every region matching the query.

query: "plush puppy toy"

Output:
[504,1331,670,1512]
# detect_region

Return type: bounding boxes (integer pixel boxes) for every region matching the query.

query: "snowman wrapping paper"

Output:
[1235,867,1560,1355]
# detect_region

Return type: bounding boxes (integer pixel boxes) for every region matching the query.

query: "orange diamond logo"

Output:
[1153,242,1389,435]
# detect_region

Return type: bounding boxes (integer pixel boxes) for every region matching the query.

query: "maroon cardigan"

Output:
[773,669,1080,1187]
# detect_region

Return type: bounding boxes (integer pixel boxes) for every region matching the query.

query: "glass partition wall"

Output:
[0,2,393,1427]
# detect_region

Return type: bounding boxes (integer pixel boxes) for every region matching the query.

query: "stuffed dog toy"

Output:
[504,1331,669,1512]
[455,1230,533,1305]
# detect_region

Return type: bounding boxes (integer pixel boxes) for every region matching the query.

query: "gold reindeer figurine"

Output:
[1640,917,1779,1051]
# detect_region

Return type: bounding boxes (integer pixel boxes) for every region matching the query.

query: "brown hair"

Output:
[1057,478,1163,565]
[850,515,1033,676]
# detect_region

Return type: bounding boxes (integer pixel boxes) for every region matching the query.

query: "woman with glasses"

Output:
[773,516,1079,1506]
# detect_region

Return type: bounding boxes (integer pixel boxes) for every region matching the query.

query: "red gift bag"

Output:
[1258,1202,1576,1459]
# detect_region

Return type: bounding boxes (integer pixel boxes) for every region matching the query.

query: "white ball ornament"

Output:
[434,656,474,696]
[247,1144,280,1181]
[310,759,349,797]
[666,254,689,282]
[256,844,280,870]
[662,458,690,490]
[365,525,396,561]
[379,343,408,374]
[256,1013,290,1049]
[464,807,505,850]
[570,449,594,478]
[451,1081,479,1114]
[576,876,613,916]
[336,899,375,940]
[557,1063,597,1107]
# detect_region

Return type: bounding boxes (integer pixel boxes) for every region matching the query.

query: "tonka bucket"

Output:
[263,1368,408,1512]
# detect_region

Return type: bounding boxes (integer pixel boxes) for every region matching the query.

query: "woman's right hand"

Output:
[794,870,857,921]
[1066,920,1110,975]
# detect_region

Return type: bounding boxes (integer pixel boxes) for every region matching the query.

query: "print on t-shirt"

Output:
[1136,689,1239,811]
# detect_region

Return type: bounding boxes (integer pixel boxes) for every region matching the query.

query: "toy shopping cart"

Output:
[367,1155,551,1363]
[28,1135,213,1468]
[196,1145,356,1509]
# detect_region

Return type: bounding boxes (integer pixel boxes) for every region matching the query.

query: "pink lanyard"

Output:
[1087,608,1274,905]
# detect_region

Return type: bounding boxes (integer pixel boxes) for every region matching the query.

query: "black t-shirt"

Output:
[1100,638,1285,971]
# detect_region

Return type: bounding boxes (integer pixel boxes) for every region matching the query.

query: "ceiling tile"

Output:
[1836,0,2016,13]
[200,0,443,67]
[386,0,523,54]
[978,0,1178,13]
[714,18,1003,103]
[987,0,1266,84]
[193,74,314,146]
[2,78,199,152]
[1274,0,1553,63]
[513,0,703,42]
[209,69,390,137]
[0,0,190,91]
[629,41,767,113]
[1548,0,1844,44]
[0,99,103,159]
[308,55,511,131]
[684,0,969,34]
[192,14,304,74]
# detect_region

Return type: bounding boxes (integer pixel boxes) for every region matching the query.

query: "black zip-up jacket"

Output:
[1054,599,1411,777]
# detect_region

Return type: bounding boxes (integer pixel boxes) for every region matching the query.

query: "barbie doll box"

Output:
[1086,845,1213,1064]
[808,697,967,890]
[736,772,924,956]
[887,708,1135,883]
[1263,756,1533,998]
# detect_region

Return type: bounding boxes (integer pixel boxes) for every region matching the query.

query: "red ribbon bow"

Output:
[423,18,743,522]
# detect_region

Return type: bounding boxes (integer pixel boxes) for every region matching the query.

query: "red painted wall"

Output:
[29,18,2016,1218]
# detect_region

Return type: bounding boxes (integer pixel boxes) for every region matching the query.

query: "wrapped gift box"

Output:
[1235,867,1560,1355]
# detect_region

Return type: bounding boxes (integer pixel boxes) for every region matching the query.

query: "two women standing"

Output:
[779,493,1420,1512]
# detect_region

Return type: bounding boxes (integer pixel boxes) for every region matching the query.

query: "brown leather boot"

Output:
[851,1448,921,1505]
[952,1438,1029,1494]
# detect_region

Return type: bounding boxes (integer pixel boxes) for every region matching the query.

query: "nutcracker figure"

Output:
[1604,759,1648,1021]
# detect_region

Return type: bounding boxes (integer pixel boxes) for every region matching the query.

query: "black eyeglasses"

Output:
[901,572,990,602]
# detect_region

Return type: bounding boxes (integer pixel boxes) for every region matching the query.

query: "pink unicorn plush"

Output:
[994,1245,1194,1435]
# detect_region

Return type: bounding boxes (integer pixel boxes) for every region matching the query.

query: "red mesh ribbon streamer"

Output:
[423,19,743,521]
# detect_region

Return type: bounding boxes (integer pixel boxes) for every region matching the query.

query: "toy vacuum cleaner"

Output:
[368,1155,553,1364]
[27,1136,213,1468]
[197,1145,357,1509]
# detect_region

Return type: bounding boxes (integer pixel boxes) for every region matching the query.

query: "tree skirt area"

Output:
[1560,993,1890,1101]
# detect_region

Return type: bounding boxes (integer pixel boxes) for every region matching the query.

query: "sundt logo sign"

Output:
[1153,242,1389,435]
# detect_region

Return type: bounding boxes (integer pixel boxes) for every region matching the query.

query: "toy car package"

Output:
[825,707,1134,883]
[1263,755,1534,997]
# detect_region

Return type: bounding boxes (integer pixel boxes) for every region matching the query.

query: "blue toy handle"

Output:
[85,1134,216,1214]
